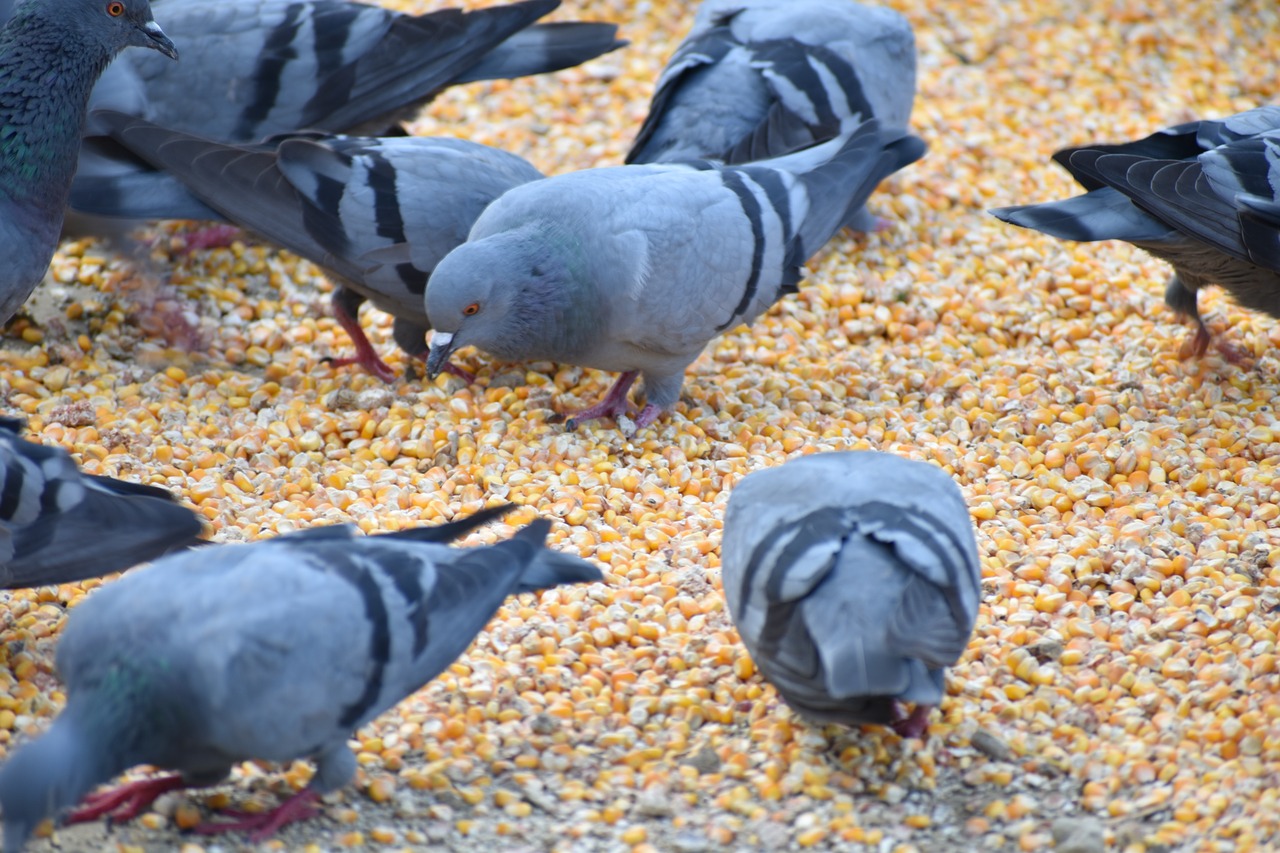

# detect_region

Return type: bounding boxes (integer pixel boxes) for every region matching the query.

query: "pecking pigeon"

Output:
[0,504,602,849]
[627,0,917,231]
[93,111,545,381]
[424,119,926,430]
[0,0,175,325]
[720,451,982,737]
[990,105,1280,361]
[65,0,623,227]
[0,417,204,588]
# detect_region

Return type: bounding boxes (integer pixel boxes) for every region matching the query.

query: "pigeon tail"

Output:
[510,519,604,592]
[453,22,626,83]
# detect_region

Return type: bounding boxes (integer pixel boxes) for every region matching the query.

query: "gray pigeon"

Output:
[424,119,926,429]
[0,504,602,849]
[95,111,545,381]
[0,416,204,588]
[64,0,623,227]
[627,0,916,231]
[720,451,981,737]
[990,106,1280,361]
[0,0,175,325]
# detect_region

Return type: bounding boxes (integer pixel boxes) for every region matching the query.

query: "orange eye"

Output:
[106,1,124,15]
[463,302,480,316]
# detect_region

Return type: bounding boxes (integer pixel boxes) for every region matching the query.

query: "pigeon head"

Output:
[9,0,177,60]
[424,224,588,378]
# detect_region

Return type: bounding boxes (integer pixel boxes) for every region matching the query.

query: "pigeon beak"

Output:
[425,331,457,379]
[141,21,178,60]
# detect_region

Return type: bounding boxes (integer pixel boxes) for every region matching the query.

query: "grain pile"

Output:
[2,0,1279,851]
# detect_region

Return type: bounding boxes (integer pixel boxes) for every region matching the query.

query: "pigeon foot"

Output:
[191,788,320,842]
[1177,324,1250,365]
[565,371,639,429]
[179,224,243,252]
[890,702,933,739]
[66,774,188,824]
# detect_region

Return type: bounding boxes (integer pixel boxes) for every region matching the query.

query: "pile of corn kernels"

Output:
[3,0,1279,850]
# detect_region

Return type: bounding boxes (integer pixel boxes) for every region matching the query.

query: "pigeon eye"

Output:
[106,1,124,15]
[463,302,480,316]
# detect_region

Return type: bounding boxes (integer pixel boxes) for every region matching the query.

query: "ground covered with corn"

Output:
[2,0,1278,850]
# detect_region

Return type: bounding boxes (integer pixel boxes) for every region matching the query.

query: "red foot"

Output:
[633,403,664,430]
[890,703,933,739]
[565,371,639,428]
[329,295,398,382]
[1178,325,1211,360]
[66,774,188,824]
[191,789,320,842]
[180,224,242,252]
[1177,326,1250,365]
[872,215,893,232]
[324,352,397,383]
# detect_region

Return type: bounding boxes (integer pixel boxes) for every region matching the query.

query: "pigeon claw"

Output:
[178,224,242,253]
[323,353,398,384]
[66,774,188,825]
[564,371,640,429]
[1176,322,1251,366]
[889,702,933,739]
[191,788,320,842]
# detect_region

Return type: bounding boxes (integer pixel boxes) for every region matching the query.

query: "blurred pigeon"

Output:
[425,120,926,429]
[0,504,602,849]
[0,417,203,588]
[64,0,623,228]
[627,0,917,231]
[0,0,175,325]
[990,106,1280,361]
[721,451,981,737]
[95,111,545,381]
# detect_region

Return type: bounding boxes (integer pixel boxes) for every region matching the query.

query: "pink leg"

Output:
[890,702,933,739]
[66,774,188,824]
[326,291,398,383]
[1177,323,1250,365]
[1178,324,1212,360]
[191,789,320,842]
[633,403,665,430]
[180,224,243,252]
[565,371,639,428]
[872,215,892,232]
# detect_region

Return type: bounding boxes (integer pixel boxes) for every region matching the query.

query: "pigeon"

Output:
[627,0,917,231]
[720,451,982,737]
[94,111,545,381]
[0,0,176,325]
[0,416,204,588]
[64,0,623,228]
[424,119,926,429]
[990,105,1280,361]
[0,504,602,849]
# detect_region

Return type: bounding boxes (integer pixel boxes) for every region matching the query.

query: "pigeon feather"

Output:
[989,105,1280,359]
[0,508,602,849]
[62,0,622,226]
[95,110,544,375]
[626,0,916,231]
[0,418,204,589]
[425,119,925,428]
[0,0,175,323]
[720,451,981,730]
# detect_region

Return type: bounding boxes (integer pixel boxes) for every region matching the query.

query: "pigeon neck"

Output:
[0,13,116,208]
[510,223,600,358]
